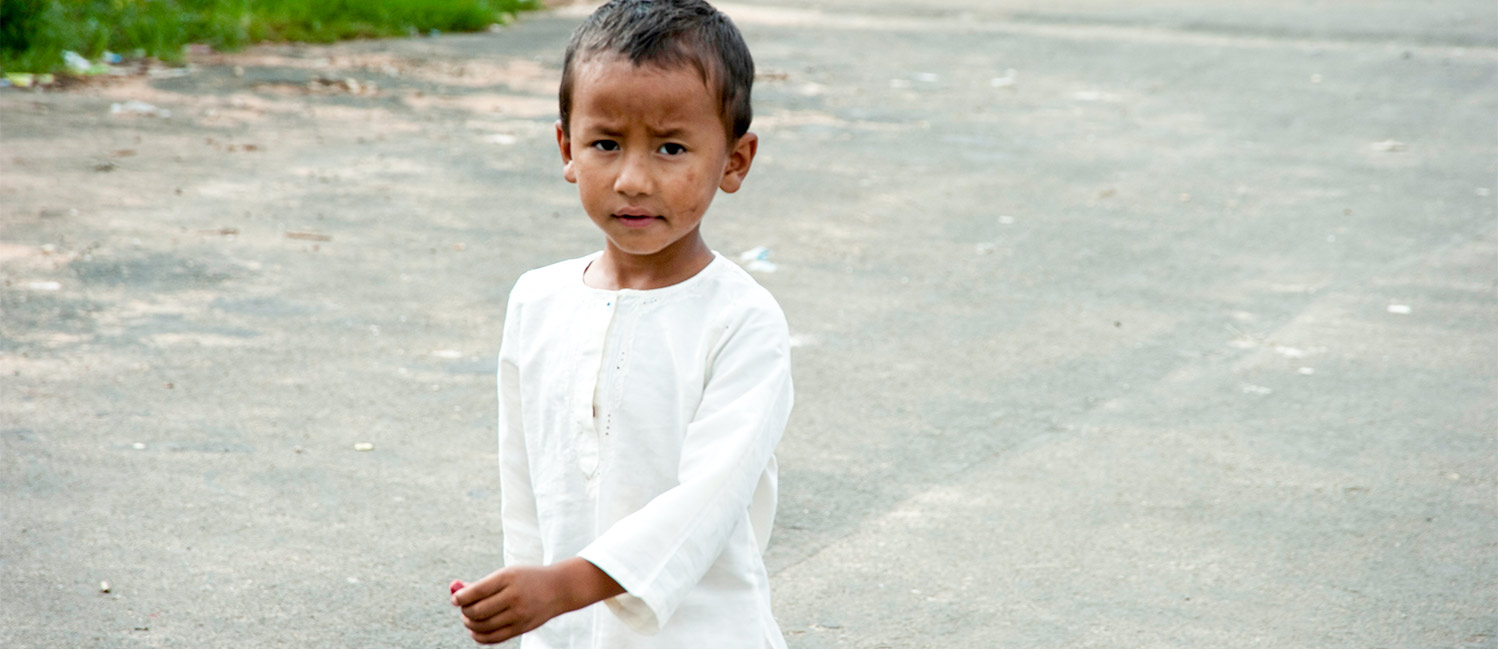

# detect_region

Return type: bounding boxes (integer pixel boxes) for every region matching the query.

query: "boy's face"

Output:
[558,55,756,262]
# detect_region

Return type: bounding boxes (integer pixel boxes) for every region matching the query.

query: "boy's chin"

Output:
[605,241,672,258]
[604,233,706,259]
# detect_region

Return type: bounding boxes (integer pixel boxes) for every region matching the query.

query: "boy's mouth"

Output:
[613,209,659,228]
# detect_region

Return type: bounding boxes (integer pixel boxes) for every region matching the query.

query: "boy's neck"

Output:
[585,233,715,291]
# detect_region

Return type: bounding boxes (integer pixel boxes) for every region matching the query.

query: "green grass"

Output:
[0,0,539,74]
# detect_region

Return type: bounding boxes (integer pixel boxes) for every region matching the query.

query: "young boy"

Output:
[450,1,792,646]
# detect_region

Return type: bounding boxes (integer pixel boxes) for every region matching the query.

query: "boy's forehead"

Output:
[570,56,722,129]
[572,52,712,93]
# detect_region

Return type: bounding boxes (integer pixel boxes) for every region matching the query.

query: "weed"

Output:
[0,0,539,74]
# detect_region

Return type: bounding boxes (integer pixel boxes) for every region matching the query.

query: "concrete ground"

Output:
[2,1,1494,647]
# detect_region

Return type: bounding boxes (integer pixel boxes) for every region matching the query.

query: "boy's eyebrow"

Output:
[649,126,689,139]
[575,118,621,133]
[577,123,697,140]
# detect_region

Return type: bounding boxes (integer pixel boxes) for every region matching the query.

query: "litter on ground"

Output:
[110,100,171,118]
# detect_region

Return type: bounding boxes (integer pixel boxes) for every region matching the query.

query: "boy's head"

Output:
[558,0,754,143]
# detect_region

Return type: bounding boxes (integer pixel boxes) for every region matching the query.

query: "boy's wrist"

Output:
[550,557,627,614]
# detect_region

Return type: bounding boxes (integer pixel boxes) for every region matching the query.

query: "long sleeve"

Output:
[498,287,542,567]
[577,302,793,633]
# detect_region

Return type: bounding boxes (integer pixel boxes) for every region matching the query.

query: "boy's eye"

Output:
[658,143,687,156]
[591,140,619,152]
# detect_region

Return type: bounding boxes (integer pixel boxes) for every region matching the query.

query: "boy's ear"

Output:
[556,120,577,184]
[719,132,758,194]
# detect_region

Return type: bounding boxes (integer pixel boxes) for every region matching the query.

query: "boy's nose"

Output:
[613,152,654,197]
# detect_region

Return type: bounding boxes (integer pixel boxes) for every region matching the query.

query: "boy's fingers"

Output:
[473,614,527,644]
[451,570,506,606]
[463,607,520,634]
[461,594,511,624]
[471,621,523,645]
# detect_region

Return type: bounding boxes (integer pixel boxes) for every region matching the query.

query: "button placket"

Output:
[571,293,617,478]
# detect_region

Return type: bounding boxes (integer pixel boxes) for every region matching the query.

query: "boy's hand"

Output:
[452,565,566,643]
[451,559,624,644]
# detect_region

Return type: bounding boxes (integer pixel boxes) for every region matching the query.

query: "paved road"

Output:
[2,1,1494,647]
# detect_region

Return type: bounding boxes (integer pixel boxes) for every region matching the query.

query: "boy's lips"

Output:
[613,209,660,228]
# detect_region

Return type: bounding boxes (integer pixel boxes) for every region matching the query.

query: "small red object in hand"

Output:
[449,579,466,595]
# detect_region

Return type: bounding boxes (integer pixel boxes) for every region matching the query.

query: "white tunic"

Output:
[498,252,792,648]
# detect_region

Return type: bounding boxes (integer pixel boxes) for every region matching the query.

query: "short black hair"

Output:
[558,0,754,142]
